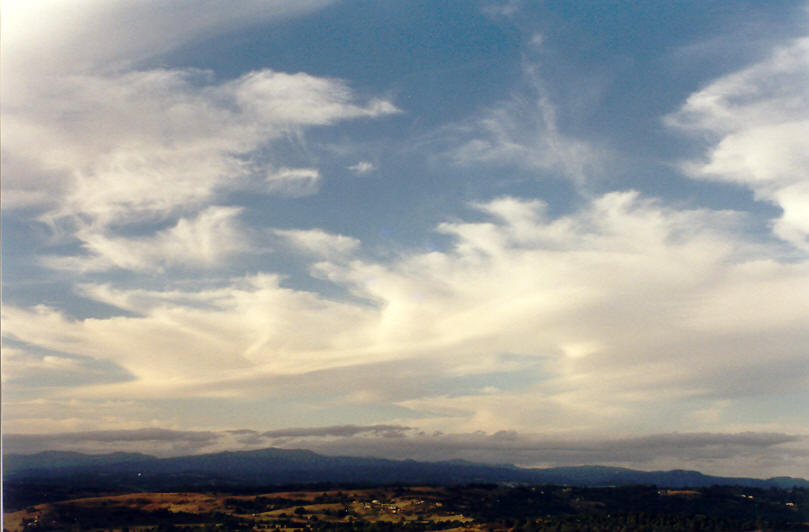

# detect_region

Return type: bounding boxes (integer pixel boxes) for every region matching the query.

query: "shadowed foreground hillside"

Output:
[4,484,809,531]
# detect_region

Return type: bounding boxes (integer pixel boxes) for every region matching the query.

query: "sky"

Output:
[2,0,808,478]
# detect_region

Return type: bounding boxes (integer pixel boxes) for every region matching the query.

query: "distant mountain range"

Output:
[5,447,808,492]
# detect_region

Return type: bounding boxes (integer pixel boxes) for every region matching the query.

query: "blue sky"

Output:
[2,0,809,477]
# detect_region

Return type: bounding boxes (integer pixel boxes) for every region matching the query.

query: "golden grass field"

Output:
[3,487,480,531]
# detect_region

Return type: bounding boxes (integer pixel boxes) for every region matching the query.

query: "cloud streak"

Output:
[262,425,412,439]
[4,428,221,456]
[42,206,247,273]
[347,161,376,174]
[449,63,605,185]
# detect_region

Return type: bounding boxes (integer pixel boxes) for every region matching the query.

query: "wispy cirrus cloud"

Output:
[449,63,606,186]
[1,345,133,388]
[275,228,360,259]
[262,424,412,439]
[42,206,247,273]
[347,161,376,174]
[265,168,322,197]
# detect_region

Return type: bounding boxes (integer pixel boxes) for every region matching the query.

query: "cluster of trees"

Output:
[19,505,219,531]
[444,484,808,531]
[223,495,307,513]
[258,519,467,531]
[495,513,767,532]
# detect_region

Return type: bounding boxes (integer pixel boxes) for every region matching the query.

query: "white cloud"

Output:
[1,2,342,214]
[4,193,808,440]
[1,397,161,435]
[1,344,132,391]
[266,168,322,197]
[43,206,247,273]
[1,346,81,382]
[482,1,522,18]
[347,161,376,174]
[231,71,398,126]
[529,33,545,49]
[2,274,377,387]
[1,0,335,78]
[5,69,397,223]
[1,0,398,272]
[668,37,809,250]
[275,228,360,259]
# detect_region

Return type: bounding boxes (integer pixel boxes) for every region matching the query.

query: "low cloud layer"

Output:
[5,427,805,478]
[262,425,412,439]
[5,428,222,457]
